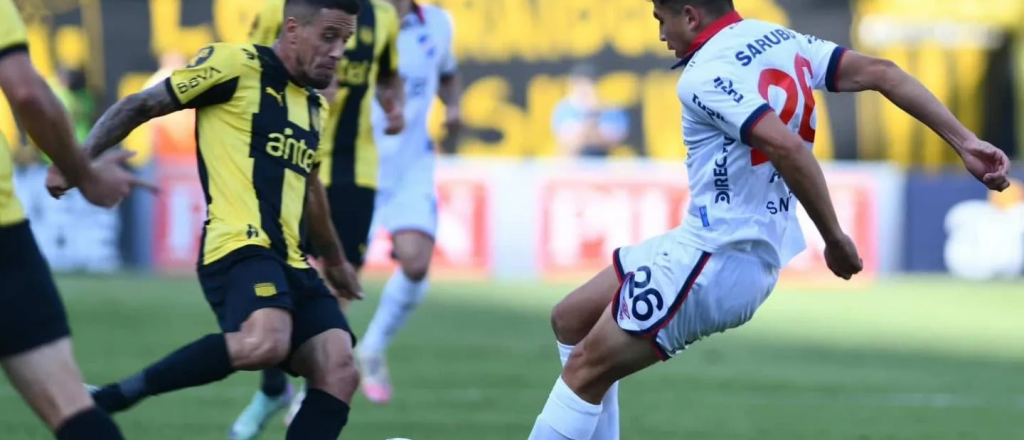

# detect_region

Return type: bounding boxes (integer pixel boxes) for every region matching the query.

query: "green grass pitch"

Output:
[1,275,1022,439]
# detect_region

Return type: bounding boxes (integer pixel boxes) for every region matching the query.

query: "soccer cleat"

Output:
[281,385,306,427]
[357,349,393,404]
[228,384,294,440]
[86,383,133,414]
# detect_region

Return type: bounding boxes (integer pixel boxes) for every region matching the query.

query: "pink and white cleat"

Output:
[357,350,392,404]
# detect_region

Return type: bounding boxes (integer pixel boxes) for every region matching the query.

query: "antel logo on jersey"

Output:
[691,94,725,122]
[713,77,744,103]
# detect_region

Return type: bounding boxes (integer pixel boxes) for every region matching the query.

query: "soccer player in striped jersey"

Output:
[49,2,370,439]
[235,0,405,435]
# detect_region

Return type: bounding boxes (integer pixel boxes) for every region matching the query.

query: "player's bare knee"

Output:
[400,257,430,282]
[319,353,360,402]
[230,332,291,370]
[231,321,292,369]
[561,341,616,400]
[550,299,587,345]
[305,336,359,401]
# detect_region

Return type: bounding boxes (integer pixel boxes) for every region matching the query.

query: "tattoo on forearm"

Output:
[83,85,181,158]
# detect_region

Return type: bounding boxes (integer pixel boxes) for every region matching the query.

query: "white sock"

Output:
[557,342,619,440]
[528,376,602,440]
[360,270,429,354]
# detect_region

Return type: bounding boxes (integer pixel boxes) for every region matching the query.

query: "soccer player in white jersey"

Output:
[525,1,1012,439]
[357,0,462,405]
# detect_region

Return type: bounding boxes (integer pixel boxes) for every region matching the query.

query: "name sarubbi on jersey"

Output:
[265,128,316,174]
[175,66,223,95]
[734,28,799,67]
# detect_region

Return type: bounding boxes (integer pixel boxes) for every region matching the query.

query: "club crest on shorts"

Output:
[253,282,278,297]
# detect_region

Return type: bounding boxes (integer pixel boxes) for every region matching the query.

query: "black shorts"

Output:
[321,183,376,268]
[0,221,71,358]
[197,246,356,374]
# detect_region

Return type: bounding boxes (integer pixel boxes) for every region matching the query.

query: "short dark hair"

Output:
[654,0,734,16]
[285,0,361,24]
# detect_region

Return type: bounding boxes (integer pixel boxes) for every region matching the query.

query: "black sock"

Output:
[285,388,350,440]
[93,334,233,413]
[55,407,124,440]
[261,367,288,397]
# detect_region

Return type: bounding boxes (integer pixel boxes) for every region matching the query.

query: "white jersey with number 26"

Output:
[675,13,848,268]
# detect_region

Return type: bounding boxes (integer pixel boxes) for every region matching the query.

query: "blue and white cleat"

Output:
[228,384,294,440]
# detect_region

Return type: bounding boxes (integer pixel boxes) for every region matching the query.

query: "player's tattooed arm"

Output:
[82,84,183,158]
[305,167,347,266]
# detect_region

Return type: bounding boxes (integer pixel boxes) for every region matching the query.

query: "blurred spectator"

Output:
[551,64,630,158]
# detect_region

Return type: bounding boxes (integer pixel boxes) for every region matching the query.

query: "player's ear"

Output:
[677,5,697,32]
[284,17,300,45]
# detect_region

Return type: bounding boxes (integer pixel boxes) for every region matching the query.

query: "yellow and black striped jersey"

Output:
[0,0,27,227]
[164,42,329,269]
[250,0,399,189]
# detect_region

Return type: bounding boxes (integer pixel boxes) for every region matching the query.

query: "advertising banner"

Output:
[902,171,1024,279]
[148,157,895,283]
[151,160,205,273]
[537,165,690,281]
[537,166,881,287]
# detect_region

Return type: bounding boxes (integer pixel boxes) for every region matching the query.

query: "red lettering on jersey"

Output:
[753,54,818,166]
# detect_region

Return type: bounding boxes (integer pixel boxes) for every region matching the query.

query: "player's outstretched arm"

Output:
[750,114,863,279]
[438,73,462,134]
[0,51,89,187]
[833,51,1010,191]
[82,84,182,159]
[306,168,363,299]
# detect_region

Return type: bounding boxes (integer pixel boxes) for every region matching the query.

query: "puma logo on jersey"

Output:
[265,87,284,106]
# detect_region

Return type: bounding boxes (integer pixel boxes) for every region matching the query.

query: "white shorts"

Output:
[611,232,780,360]
[370,186,438,240]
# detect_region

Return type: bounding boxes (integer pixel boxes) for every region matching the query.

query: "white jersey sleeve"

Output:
[680,68,773,147]
[436,8,458,76]
[796,33,848,92]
